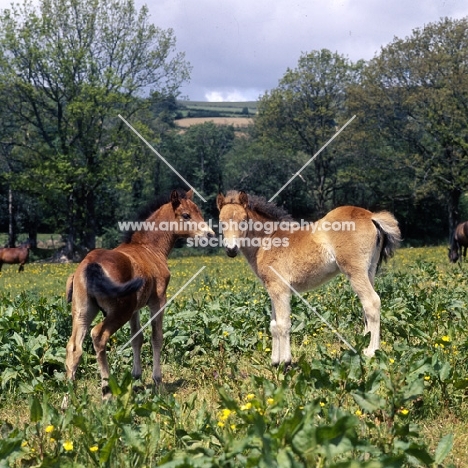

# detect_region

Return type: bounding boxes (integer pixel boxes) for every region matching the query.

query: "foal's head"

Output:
[217,191,250,257]
[169,189,215,239]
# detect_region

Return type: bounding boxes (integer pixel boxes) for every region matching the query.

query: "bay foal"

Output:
[64,189,214,401]
[217,191,400,364]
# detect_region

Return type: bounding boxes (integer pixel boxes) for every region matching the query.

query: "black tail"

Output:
[85,263,143,298]
[371,211,401,271]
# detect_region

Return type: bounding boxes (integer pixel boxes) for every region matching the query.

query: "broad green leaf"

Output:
[29,396,42,423]
[434,433,453,464]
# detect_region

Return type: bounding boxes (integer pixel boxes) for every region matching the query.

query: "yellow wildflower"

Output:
[217,421,225,428]
[319,401,326,407]
[424,376,431,381]
[230,424,236,431]
[245,393,255,401]
[63,440,73,451]
[219,409,232,420]
[240,402,252,411]
[89,445,99,452]
[45,425,54,433]
[400,408,409,415]
[442,335,450,342]
[355,409,362,416]
[223,331,229,337]
[267,398,274,405]
[389,358,395,364]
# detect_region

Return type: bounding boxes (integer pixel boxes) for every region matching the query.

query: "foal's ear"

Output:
[238,191,249,208]
[186,189,194,200]
[170,190,181,209]
[216,193,225,211]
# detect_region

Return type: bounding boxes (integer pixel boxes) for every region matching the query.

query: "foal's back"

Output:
[257,206,389,292]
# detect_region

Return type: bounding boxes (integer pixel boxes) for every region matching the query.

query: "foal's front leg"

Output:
[269,289,292,366]
[149,294,165,385]
[129,311,143,380]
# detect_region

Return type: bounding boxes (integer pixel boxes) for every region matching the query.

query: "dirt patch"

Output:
[175,117,253,128]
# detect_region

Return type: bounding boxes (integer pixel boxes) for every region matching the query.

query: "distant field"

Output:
[175,117,253,128]
[175,100,258,128]
[177,100,257,115]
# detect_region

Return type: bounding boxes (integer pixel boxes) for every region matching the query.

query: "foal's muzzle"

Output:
[223,237,239,257]
[225,246,239,257]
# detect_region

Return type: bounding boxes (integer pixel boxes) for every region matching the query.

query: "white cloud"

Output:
[205,89,260,102]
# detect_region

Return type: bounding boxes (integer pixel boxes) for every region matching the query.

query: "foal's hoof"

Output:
[363,348,376,358]
[61,394,69,410]
[102,385,112,401]
[272,361,293,373]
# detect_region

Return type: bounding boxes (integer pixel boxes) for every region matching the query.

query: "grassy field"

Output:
[0,246,467,466]
[176,100,258,118]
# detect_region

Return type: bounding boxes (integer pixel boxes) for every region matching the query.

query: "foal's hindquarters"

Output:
[63,250,145,406]
[258,207,398,365]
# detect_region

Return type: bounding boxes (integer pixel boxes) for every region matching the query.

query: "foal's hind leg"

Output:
[65,301,99,381]
[348,274,381,357]
[91,307,134,398]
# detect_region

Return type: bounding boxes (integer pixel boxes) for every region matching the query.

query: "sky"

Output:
[136,0,468,102]
[1,0,467,102]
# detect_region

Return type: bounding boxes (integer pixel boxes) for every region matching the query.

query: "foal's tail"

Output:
[66,274,74,303]
[371,211,401,269]
[85,263,143,298]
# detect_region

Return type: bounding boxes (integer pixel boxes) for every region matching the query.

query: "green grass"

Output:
[0,246,466,466]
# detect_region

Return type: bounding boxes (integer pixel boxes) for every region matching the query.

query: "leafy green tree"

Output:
[353,17,468,241]
[254,49,362,216]
[162,122,235,216]
[0,0,190,256]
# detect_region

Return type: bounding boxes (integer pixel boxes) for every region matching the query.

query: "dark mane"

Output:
[122,188,188,243]
[226,190,292,221]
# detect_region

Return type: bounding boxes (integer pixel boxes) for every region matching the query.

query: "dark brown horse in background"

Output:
[63,189,214,405]
[449,221,468,263]
[0,242,31,272]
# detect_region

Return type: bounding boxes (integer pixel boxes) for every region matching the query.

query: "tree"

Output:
[254,49,362,216]
[353,17,468,242]
[0,0,191,257]
[162,122,236,216]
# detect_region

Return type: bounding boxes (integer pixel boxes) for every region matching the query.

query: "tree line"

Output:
[0,0,467,257]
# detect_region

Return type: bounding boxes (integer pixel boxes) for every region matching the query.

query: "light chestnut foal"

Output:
[217,190,400,365]
[63,189,214,405]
